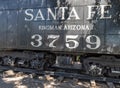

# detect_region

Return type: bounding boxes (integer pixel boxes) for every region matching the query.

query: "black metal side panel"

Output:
[0,10,7,48]
[0,0,119,54]
[104,1,120,54]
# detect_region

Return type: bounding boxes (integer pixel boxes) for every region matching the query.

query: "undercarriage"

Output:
[0,50,120,83]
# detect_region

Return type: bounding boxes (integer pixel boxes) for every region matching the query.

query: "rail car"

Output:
[0,0,120,78]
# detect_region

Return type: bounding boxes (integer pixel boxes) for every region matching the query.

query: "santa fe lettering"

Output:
[25,5,111,21]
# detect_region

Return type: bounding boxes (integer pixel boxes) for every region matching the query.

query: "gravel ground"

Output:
[0,70,119,88]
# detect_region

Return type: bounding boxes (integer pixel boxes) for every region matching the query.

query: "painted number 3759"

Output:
[31,34,101,50]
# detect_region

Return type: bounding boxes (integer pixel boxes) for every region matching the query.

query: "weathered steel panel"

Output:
[0,0,8,10]
[0,0,119,54]
[8,0,18,10]
[6,11,18,48]
[18,0,30,9]
[31,0,46,8]
[106,35,120,54]
[0,11,7,48]
[17,9,30,49]
[106,20,120,35]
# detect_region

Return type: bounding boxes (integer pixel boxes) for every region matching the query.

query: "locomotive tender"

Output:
[0,0,120,77]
